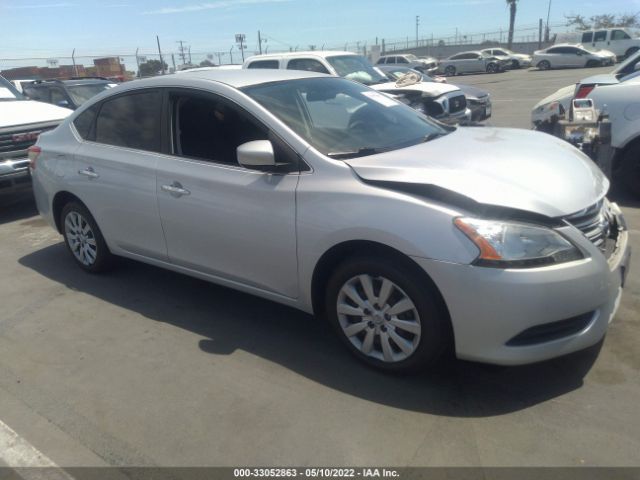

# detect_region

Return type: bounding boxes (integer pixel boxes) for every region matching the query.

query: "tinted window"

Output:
[247,60,279,69]
[387,57,396,64]
[67,83,111,106]
[375,58,385,64]
[396,56,409,64]
[286,58,330,74]
[612,29,630,40]
[50,88,67,106]
[594,31,607,42]
[73,104,99,140]
[546,47,563,54]
[325,55,388,85]
[95,91,161,152]
[450,54,465,60]
[171,93,267,165]
[582,32,593,43]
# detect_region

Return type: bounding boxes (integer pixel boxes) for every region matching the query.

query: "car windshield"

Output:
[385,69,435,83]
[325,55,388,86]
[243,77,450,159]
[405,54,418,60]
[0,76,25,101]
[67,83,111,106]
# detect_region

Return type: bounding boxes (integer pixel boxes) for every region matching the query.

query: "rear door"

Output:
[72,89,167,260]
[155,88,300,298]
[593,30,608,51]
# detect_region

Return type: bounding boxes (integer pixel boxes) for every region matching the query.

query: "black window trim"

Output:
[164,87,308,174]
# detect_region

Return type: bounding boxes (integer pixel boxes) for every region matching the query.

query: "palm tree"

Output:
[506,0,518,49]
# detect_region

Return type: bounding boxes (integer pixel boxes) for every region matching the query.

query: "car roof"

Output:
[115,69,330,90]
[451,51,482,56]
[245,51,355,62]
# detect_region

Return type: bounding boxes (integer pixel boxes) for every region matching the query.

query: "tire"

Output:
[586,59,600,68]
[618,144,640,198]
[324,255,450,372]
[486,63,498,73]
[625,47,639,60]
[537,60,551,70]
[512,59,520,69]
[444,66,456,76]
[61,201,113,273]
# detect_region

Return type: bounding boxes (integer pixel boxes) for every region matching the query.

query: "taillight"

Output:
[27,145,41,170]
[575,84,595,99]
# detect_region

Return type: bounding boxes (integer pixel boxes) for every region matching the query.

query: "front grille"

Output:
[0,123,57,160]
[506,312,595,346]
[564,199,616,253]
[448,94,467,114]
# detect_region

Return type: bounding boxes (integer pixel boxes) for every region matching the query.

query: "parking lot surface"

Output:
[0,67,639,467]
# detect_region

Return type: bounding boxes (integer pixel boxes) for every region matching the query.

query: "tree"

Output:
[199,59,215,67]
[565,12,639,30]
[506,0,517,49]
[138,59,168,77]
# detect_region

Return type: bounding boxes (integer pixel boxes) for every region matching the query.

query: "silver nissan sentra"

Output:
[29,69,631,372]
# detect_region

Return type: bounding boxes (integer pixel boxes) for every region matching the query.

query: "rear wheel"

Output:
[618,144,640,198]
[537,60,551,70]
[325,256,449,372]
[61,202,113,272]
[444,66,456,76]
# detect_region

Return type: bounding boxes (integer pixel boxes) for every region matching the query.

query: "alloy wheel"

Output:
[336,274,421,363]
[64,211,98,266]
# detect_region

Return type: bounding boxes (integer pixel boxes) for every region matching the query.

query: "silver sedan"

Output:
[30,70,630,372]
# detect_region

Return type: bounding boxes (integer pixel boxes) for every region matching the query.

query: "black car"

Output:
[23,77,115,110]
[378,65,492,123]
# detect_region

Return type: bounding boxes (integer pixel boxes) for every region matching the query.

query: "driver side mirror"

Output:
[56,99,70,107]
[237,140,276,170]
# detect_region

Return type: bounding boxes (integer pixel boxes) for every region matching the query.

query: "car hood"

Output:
[0,100,72,128]
[533,84,576,110]
[344,127,607,218]
[452,84,488,100]
[371,81,460,97]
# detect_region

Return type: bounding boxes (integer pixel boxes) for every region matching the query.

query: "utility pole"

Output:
[171,53,176,72]
[177,40,187,65]
[71,48,78,77]
[135,47,140,77]
[258,30,262,54]
[229,46,234,64]
[235,34,246,62]
[538,18,543,49]
[416,15,420,48]
[188,45,192,64]
[545,0,552,42]
[156,35,165,74]
[215,52,223,64]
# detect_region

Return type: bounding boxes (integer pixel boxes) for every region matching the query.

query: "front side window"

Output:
[612,29,631,41]
[594,31,607,42]
[546,47,561,54]
[95,91,161,152]
[325,55,388,86]
[286,58,330,74]
[171,92,267,165]
[375,58,386,64]
[243,77,449,159]
[247,60,279,69]
[67,83,111,107]
[495,50,507,56]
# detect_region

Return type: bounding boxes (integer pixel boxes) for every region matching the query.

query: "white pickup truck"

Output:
[0,75,71,200]
[557,28,640,59]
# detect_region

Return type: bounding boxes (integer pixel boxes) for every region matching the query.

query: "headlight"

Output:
[454,217,583,268]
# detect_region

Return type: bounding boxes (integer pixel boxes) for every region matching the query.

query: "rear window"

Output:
[73,104,99,140]
[95,91,161,152]
[247,60,279,69]
[286,58,330,74]
[594,31,607,42]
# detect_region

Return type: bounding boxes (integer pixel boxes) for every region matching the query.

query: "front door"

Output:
[155,89,299,298]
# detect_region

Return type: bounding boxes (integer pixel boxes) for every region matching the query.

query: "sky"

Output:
[1,0,640,68]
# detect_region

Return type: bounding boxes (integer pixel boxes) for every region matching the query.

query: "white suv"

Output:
[560,28,640,60]
[243,51,471,125]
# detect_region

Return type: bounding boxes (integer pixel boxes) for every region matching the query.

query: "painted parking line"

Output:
[0,418,74,480]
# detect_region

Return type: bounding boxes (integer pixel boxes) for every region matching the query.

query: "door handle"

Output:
[78,167,99,179]
[161,182,191,197]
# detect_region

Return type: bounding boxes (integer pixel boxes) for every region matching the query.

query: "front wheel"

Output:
[61,202,113,272]
[486,63,498,73]
[444,66,456,76]
[325,256,449,372]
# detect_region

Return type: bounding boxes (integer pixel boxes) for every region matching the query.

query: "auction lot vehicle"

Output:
[23,77,116,110]
[31,70,630,371]
[533,44,616,70]
[244,51,470,125]
[532,51,640,131]
[437,51,508,75]
[375,54,438,74]
[557,28,640,59]
[0,75,71,199]
[378,65,492,122]
[480,48,532,69]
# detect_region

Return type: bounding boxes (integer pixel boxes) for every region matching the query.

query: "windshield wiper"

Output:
[422,132,446,143]
[327,147,381,159]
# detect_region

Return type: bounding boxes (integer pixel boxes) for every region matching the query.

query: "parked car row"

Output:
[533,44,616,70]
